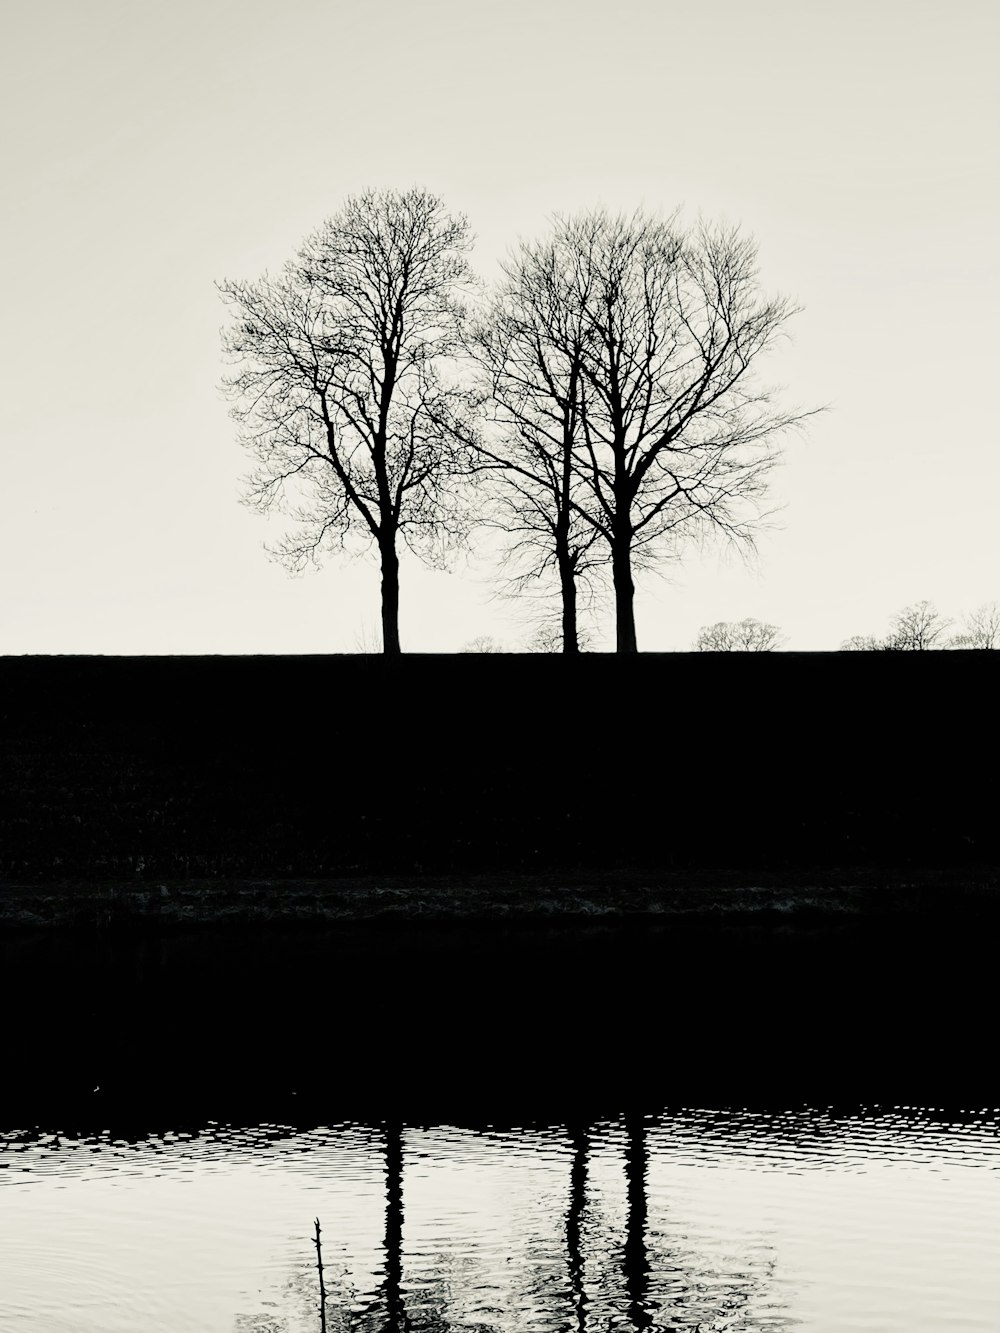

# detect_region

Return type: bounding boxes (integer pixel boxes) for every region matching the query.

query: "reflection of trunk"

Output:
[623,1115,652,1329]
[384,1122,407,1332]
[566,1124,588,1330]
[379,540,401,655]
[351,1123,408,1331]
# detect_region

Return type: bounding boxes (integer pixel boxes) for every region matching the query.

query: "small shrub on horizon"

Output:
[695,618,783,651]
[459,635,506,653]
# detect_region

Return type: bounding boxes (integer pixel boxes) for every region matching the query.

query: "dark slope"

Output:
[1,652,995,893]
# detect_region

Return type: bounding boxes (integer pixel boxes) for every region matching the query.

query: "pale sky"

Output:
[2,0,997,653]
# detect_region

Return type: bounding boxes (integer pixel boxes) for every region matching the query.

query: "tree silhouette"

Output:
[523,621,594,652]
[840,633,887,651]
[841,599,953,651]
[468,234,606,653]
[459,635,506,653]
[950,600,1000,649]
[695,618,783,651]
[886,600,952,650]
[219,188,476,654]
[506,210,807,653]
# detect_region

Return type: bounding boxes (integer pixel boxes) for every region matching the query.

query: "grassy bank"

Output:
[1,865,998,932]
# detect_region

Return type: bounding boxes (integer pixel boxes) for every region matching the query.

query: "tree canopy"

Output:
[220,191,814,653]
[219,188,476,654]
[471,209,808,651]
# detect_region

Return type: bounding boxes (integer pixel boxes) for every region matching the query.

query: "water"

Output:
[1,917,997,1330]
[1,1108,997,1331]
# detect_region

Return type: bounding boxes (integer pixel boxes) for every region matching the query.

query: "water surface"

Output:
[3,1107,998,1331]
[1,917,996,1330]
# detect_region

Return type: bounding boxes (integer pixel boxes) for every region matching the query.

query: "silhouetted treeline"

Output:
[219,190,810,655]
[0,653,996,882]
[841,598,1000,651]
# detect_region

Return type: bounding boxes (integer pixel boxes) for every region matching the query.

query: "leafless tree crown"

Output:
[473,209,810,652]
[887,600,952,650]
[467,231,606,652]
[695,618,783,651]
[219,193,815,654]
[840,634,886,652]
[459,635,506,654]
[565,211,802,552]
[218,188,477,651]
[840,600,954,651]
[950,601,1000,649]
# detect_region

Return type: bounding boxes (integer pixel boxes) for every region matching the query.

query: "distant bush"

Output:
[841,599,955,651]
[695,618,783,651]
[460,635,506,653]
[949,601,1000,650]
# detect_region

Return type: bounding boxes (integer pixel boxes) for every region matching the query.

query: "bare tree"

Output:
[886,600,952,650]
[460,635,506,653]
[353,618,384,655]
[219,188,476,654]
[839,633,887,651]
[531,210,809,653]
[523,621,593,652]
[467,234,605,653]
[841,600,953,650]
[695,618,783,651]
[950,600,1000,649]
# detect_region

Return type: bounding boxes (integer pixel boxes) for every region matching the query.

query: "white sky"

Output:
[2,0,997,653]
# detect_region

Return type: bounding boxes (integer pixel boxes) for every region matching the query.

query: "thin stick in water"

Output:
[313,1217,328,1333]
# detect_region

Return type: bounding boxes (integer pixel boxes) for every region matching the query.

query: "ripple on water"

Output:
[0,1107,997,1332]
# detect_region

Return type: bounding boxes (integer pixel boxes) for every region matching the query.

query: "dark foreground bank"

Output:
[2,909,997,1131]
[2,652,997,892]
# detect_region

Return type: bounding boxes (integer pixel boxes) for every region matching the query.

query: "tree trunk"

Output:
[612,535,638,653]
[557,399,580,656]
[380,540,401,655]
[558,551,580,654]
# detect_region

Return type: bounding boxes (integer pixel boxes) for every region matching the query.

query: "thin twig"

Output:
[313,1217,328,1333]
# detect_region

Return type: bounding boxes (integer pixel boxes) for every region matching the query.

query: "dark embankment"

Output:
[0,652,997,927]
[2,914,996,1130]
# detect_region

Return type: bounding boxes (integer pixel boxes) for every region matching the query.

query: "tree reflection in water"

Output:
[346,1122,413,1333]
[565,1123,588,1333]
[623,1114,654,1331]
[237,1118,784,1332]
[620,1117,777,1331]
